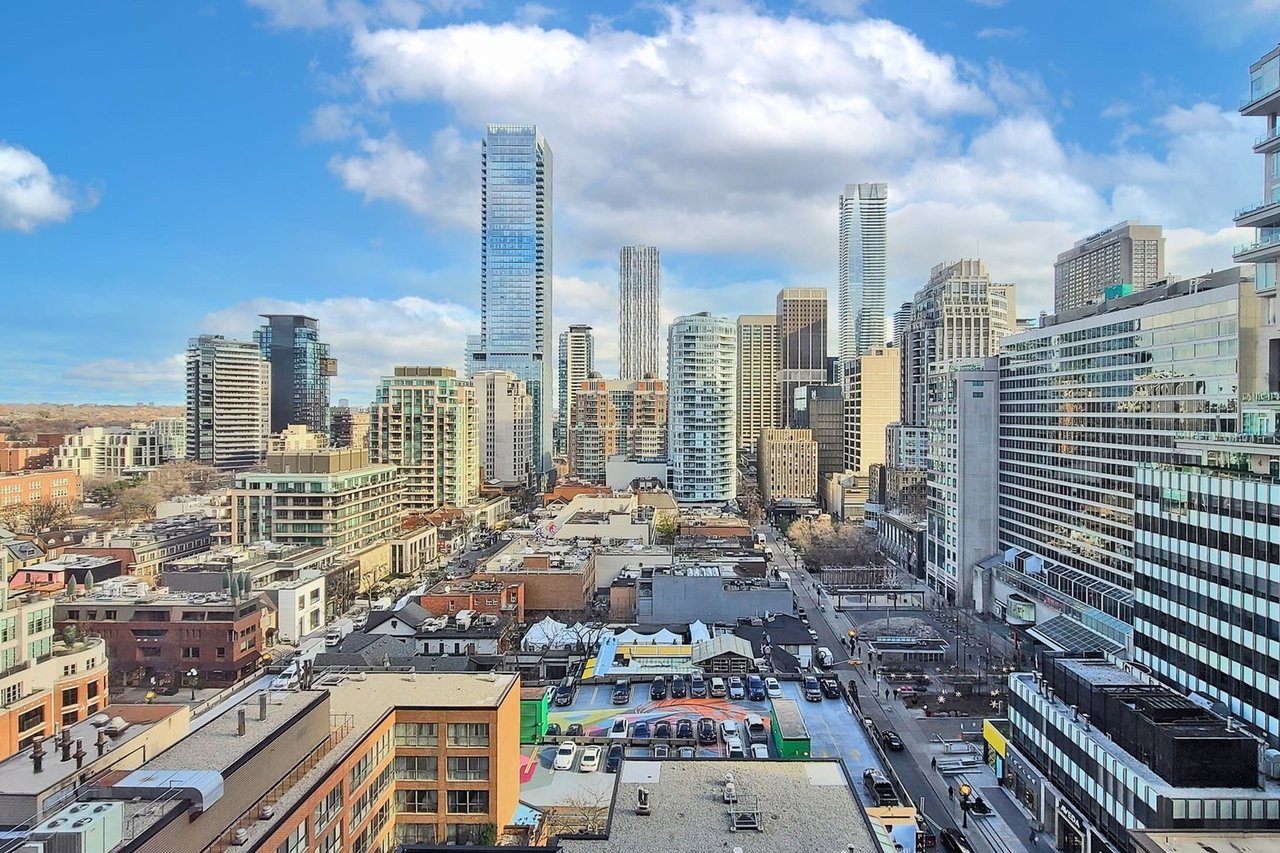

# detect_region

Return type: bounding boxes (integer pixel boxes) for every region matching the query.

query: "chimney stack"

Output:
[96,729,107,757]
[237,709,247,737]
[60,729,72,763]
[32,736,45,774]
[259,692,268,721]
[74,739,85,770]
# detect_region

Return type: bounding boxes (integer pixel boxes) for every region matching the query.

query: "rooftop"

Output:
[481,540,594,573]
[560,759,875,853]
[1131,830,1280,853]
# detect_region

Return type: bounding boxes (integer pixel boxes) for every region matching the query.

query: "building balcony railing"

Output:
[1234,197,1280,227]
[1233,230,1280,260]
[1255,125,1280,151]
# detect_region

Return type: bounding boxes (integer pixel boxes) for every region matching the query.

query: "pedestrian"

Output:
[931,756,937,770]
[886,688,890,700]
[948,785,954,800]
[1029,828,1037,845]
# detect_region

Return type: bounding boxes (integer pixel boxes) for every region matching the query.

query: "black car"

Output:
[566,723,584,737]
[611,680,631,704]
[881,730,905,751]
[697,717,717,744]
[650,676,668,701]
[632,720,651,739]
[802,675,822,702]
[654,720,672,739]
[746,675,766,701]
[545,723,562,738]
[939,829,973,853]
[670,675,687,699]
[820,677,841,699]
[675,718,694,740]
[605,744,624,773]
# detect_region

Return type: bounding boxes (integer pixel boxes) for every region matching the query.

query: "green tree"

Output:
[654,515,678,544]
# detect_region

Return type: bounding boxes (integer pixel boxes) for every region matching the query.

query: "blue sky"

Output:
[0,0,1275,403]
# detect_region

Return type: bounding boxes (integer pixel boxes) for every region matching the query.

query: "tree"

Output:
[545,790,611,837]
[0,501,73,534]
[114,485,160,523]
[654,515,678,545]
[793,518,885,570]
[150,461,219,498]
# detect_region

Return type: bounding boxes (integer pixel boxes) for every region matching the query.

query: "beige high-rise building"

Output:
[569,376,668,483]
[474,370,533,487]
[757,428,818,503]
[371,366,479,512]
[556,325,594,456]
[736,314,779,452]
[185,335,271,470]
[846,346,901,475]
[1053,221,1165,313]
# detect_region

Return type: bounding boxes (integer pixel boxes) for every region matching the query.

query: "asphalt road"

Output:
[761,525,974,843]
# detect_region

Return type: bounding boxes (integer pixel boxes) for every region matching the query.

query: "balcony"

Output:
[1255,124,1280,154]
[1241,80,1280,117]
[1233,229,1280,263]
[1233,197,1280,228]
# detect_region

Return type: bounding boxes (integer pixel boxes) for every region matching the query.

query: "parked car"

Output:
[820,677,841,699]
[802,675,822,702]
[654,720,672,739]
[612,679,631,705]
[270,665,300,692]
[553,741,577,771]
[882,730,905,751]
[750,743,769,759]
[579,744,602,772]
[670,674,687,699]
[725,736,746,759]
[545,723,562,737]
[745,714,768,744]
[675,718,694,740]
[609,718,627,738]
[566,723,584,738]
[764,676,783,698]
[677,746,696,759]
[728,676,745,700]
[690,672,708,698]
[632,721,651,740]
[710,677,727,698]
[653,744,669,758]
[605,744,624,773]
[719,719,742,742]
[863,768,899,807]
[554,676,577,707]
[697,717,718,744]
[650,676,668,701]
[746,675,766,701]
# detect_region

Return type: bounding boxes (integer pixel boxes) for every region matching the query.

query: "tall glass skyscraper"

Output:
[470,124,554,475]
[669,312,737,504]
[255,314,334,435]
[838,182,888,365]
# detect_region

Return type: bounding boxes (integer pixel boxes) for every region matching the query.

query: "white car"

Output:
[719,719,741,742]
[609,718,628,738]
[725,736,746,758]
[750,743,769,759]
[579,745,602,772]
[764,677,782,698]
[553,741,578,771]
[270,664,300,692]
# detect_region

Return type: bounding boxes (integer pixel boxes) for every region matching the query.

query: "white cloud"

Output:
[327,128,474,227]
[62,354,186,395]
[0,142,94,233]
[976,26,1024,39]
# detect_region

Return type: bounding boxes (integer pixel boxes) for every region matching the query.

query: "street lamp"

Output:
[958,782,973,828]
[187,668,199,700]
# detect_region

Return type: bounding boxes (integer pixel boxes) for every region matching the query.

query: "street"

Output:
[761,523,1037,853]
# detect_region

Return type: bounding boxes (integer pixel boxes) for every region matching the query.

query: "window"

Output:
[26,608,52,634]
[348,731,392,791]
[447,823,484,844]
[447,723,489,747]
[17,706,44,731]
[275,823,306,853]
[396,789,438,814]
[394,722,438,747]
[61,686,78,706]
[216,647,227,660]
[396,824,436,845]
[181,647,200,659]
[2,683,24,707]
[447,756,489,781]
[395,755,438,780]
[313,784,343,828]
[318,826,342,853]
[447,790,489,814]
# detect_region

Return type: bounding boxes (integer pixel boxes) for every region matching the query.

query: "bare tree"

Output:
[0,501,73,534]
[545,789,612,837]
[114,485,160,523]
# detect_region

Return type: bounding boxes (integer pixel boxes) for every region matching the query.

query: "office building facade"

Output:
[371,367,479,512]
[1053,222,1165,313]
[776,288,828,428]
[845,346,900,475]
[669,313,737,504]
[255,314,335,435]
[998,268,1259,623]
[556,324,594,456]
[473,371,533,488]
[736,314,779,453]
[838,182,888,364]
[619,245,661,381]
[470,124,553,475]
[901,259,1015,429]
[925,357,999,605]
[757,428,818,503]
[185,335,271,470]
[794,384,844,478]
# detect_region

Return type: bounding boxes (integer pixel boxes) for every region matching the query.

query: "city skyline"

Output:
[0,4,1274,403]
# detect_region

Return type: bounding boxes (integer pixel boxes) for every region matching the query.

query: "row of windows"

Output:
[393,721,490,748]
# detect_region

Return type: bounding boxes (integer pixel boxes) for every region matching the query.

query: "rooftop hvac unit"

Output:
[30,802,123,853]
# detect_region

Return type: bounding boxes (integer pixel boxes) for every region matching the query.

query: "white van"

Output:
[816,647,835,669]
[710,676,727,698]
